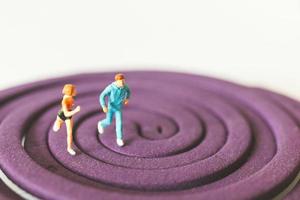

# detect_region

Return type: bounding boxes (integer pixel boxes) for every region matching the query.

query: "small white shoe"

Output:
[98,122,104,134]
[116,138,124,147]
[67,148,76,156]
[52,123,60,132]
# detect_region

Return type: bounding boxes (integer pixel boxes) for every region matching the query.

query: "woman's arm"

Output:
[62,99,80,117]
[63,105,80,117]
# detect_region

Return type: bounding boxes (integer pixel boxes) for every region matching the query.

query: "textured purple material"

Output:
[0,180,22,200]
[285,183,300,200]
[0,71,300,200]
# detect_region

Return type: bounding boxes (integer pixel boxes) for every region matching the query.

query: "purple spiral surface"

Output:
[0,71,300,200]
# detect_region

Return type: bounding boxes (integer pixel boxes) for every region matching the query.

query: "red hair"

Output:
[115,73,125,81]
[62,84,76,96]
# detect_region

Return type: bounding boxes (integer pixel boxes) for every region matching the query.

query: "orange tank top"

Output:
[62,96,74,111]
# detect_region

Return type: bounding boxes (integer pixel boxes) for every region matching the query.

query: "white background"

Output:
[0,0,299,98]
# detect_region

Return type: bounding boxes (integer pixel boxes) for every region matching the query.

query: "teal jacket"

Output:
[99,82,131,110]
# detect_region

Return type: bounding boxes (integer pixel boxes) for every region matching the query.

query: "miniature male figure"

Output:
[98,73,131,147]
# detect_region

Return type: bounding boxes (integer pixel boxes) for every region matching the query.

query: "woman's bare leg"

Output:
[66,119,76,156]
[53,117,63,132]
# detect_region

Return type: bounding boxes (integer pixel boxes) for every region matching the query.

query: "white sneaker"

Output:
[98,122,104,134]
[53,123,60,132]
[116,138,124,147]
[67,148,76,156]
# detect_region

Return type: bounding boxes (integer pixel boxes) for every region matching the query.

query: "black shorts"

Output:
[57,110,72,121]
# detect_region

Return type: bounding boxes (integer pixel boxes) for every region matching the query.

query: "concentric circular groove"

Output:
[0,71,299,200]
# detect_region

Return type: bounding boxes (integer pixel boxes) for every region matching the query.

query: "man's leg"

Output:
[98,109,114,134]
[115,110,124,146]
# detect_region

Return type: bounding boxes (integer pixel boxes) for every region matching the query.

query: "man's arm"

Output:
[99,85,111,109]
[124,85,131,105]
[126,85,131,99]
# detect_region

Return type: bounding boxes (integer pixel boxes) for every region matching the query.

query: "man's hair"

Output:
[115,73,125,81]
[62,84,76,96]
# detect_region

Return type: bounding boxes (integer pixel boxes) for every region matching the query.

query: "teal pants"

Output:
[99,107,123,139]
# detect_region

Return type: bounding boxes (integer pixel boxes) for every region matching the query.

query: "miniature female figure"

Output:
[52,84,81,155]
